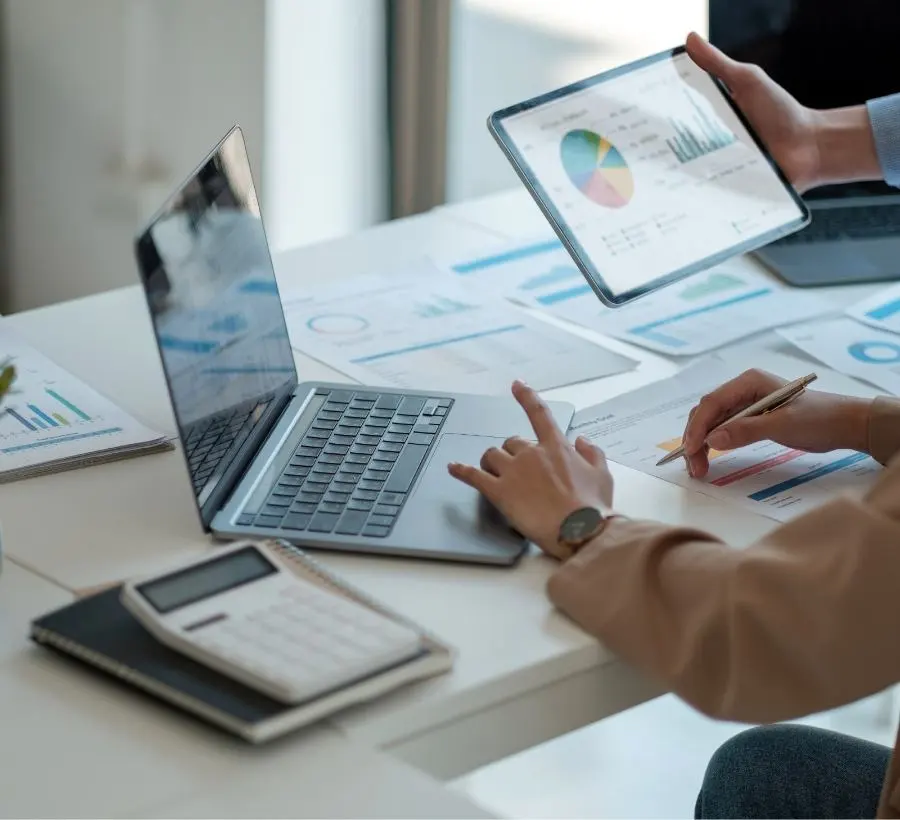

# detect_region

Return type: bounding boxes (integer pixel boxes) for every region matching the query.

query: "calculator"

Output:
[121,541,425,704]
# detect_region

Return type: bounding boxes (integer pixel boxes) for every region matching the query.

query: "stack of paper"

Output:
[279,263,637,394]
[0,327,172,483]
[440,238,833,356]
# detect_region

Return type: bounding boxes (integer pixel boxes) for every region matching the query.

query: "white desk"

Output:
[0,188,879,815]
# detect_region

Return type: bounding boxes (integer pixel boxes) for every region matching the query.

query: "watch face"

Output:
[561,507,604,543]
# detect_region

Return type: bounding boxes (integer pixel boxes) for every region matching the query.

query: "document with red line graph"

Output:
[570,356,882,522]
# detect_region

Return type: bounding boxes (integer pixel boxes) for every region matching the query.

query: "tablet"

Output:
[488,46,809,307]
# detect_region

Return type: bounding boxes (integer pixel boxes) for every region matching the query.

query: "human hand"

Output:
[682,368,873,479]
[447,381,614,560]
[685,32,823,192]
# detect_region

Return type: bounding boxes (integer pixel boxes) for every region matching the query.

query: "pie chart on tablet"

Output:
[560,130,634,208]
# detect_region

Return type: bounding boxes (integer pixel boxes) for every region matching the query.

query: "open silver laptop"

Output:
[134,127,574,565]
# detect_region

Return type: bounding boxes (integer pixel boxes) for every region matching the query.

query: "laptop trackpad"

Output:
[393,433,527,563]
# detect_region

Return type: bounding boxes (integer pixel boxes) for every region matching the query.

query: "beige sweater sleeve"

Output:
[548,398,900,724]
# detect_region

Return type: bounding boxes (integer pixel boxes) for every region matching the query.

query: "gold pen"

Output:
[655,372,818,467]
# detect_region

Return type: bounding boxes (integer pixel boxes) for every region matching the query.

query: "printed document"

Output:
[570,356,881,522]
[443,240,831,355]
[778,318,900,396]
[280,266,636,394]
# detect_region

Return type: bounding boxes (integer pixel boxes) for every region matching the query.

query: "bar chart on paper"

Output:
[570,358,882,522]
[0,326,168,480]
[600,266,831,355]
[281,267,636,394]
[847,283,900,335]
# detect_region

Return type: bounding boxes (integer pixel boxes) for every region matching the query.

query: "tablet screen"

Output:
[491,49,807,304]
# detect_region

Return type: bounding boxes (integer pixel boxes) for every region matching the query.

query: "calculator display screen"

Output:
[138,547,277,613]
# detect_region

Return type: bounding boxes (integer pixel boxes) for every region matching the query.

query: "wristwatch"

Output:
[558,505,613,552]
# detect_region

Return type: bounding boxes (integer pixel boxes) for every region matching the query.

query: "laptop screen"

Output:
[709,0,899,199]
[135,127,297,509]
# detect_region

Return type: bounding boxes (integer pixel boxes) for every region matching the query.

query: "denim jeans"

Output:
[695,724,891,819]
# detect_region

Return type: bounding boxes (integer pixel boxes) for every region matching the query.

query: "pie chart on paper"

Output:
[560,129,635,208]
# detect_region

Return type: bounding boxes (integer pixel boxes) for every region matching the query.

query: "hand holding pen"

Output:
[662,369,874,479]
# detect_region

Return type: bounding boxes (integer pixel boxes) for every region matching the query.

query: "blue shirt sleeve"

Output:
[867,93,900,188]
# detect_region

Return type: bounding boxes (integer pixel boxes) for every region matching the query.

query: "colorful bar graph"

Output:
[46,389,91,421]
[6,408,37,431]
[52,413,70,426]
[28,404,59,427]
[748,452,869,501]
[31,416,48,429]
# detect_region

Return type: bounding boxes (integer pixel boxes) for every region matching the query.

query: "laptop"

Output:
[134,127,574,565]
[710,0,900,287]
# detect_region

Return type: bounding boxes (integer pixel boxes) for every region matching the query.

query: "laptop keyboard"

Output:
[778,204,900,244]
[238,389,453,539]
[185,405,255,494]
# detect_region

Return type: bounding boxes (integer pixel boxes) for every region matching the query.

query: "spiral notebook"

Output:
[30,541,454,743]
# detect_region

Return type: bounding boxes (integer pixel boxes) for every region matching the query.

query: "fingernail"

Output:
[707,430,729,449]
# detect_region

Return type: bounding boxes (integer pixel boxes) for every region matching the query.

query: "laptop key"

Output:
[357,479,384,492]
[414,423,440,435]
[291,456,317,467]
[379,492,406,506]
[373,450,399,463]
[296,447,320,458]
[292,502,318,514]
[324,443,350,455]
[282,513,312,531]
[272,486,296,497]
[318,501,345,515]
[370,407,395,419]
[350,443,376,455]
[330,434,355,446]
[340,463,365,474]
[328,390,355,403]
[323,401,349,412]
[297,491,324,504]
[345,453,370,465]
[378,442,403,453]
[383,432,407,444]
[408,432,434,446]
[362,524,391,538]
[281,476,304,487]
[255,514,283,528]
[324,491,350,504]
[263,503,290,516]
[308,512,339,533]
[318,453,344,465]
[335,509,370,535]
[353,490,379,502]
[347,499,374,512]
[397,397,425,416]
[384,443,429,493]
[335,471,362,485]
[375,394,402,410]
[368,514,394,527]
[236,513,255,526]
[373,504,401,517]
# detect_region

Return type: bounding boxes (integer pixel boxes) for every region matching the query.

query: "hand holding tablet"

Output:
[488,45,809,307]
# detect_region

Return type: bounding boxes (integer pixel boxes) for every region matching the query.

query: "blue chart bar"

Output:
[1,426,123,454]
[6,408,37,431]
[46,389,91,422]
[451,240,562,274]
[628,288,773,349]
[749,452,869,502]
[536,284,594,306]
[28,404,59,427]
[31,417,47,429]
[351,325,523,364]
[866,298,900,321]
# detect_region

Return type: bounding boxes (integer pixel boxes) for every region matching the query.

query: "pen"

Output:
[655,372,818,467]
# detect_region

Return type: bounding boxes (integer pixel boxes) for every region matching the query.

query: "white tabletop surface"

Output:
[0,186,884,815]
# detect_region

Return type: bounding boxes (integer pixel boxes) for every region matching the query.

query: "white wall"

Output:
[2,0,266,312]
[263,0,388,253]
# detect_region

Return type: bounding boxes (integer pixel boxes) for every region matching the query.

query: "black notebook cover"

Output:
[31,587,291,732]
